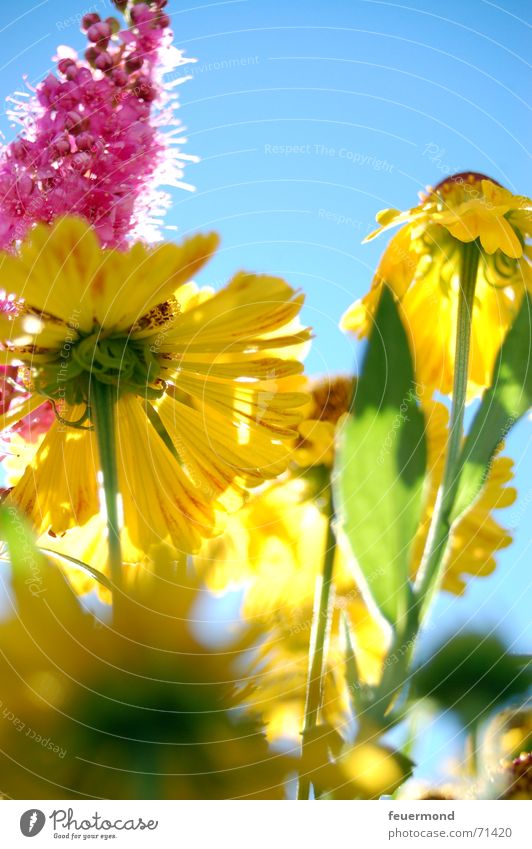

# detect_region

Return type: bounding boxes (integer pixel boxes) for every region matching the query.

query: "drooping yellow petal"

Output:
[7,405,100,533]
[410,401,515,593]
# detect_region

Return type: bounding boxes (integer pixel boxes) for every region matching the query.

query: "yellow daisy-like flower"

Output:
[0,217,310,560]
[342,173,532,396]
[197,377,516,740]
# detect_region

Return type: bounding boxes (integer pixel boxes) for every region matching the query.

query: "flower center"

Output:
[428,171,502,211]
[33,328,165,424]
[433,171,500,193]
[310,376,355,423]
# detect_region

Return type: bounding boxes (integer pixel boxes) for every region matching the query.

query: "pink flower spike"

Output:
[0,0,196,252]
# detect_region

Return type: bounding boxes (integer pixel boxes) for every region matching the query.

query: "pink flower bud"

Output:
[125,55,144,73]
[52,136,71,157]
[87,22,112,44]
[81,13,101,30]
[136,76,156,102]
[84,46,99,66]
[111,68,128,87]
[76,132,96,151]
[155,13,171,29]
[41,74,61,98]
[131,4,151,24]
[57,58,76,76]
[95,51,113,71]
[64,111,83,132]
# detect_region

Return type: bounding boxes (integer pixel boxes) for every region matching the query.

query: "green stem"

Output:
[366,242,481,725]
[297,485,336,800]
[415,240,480,616]
[90,380,123,597]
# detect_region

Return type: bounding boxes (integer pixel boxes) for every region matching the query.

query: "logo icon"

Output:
[20,810,46,837]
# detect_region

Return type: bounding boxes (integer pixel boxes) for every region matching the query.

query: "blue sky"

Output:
[0,0,530,780]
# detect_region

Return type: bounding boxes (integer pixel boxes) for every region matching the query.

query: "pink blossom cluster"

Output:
[0,0,191,251]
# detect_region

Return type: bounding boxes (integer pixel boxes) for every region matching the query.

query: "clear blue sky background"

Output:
[0,0,530,782]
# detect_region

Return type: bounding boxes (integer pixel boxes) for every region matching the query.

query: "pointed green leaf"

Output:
[450,293,532,522]
[0,503,44,579]
[334,287,426,630]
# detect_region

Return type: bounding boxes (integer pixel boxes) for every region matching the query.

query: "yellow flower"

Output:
[293,375,354,468]
[197,377,516,739]
[411,400,516,594]
[342,174,532,396]
[0,217,310,561]
[0,543,290,799]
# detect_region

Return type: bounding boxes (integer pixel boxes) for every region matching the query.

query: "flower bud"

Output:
[84,47,99,66]
[111,68,128,87]
[76,132,96,151]
[57,58,76,76]
[52,136,71,157]
[125,55,144,73]
[81,13,101,30]
[131,4,150,24]
[95,52,114,72]
[64,111,83,133]
[154,13,170,28]
[105,17,121,35]
[87,22,112,45]
[136,76,156,102]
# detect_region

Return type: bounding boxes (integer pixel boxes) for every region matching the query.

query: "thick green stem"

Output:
[90,380,123,596]
[415,240,480,616]
[298,485,336,800]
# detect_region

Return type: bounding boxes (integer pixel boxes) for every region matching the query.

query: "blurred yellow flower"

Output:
[293,375,353,468]
[0,544,290,799]
[0,217,310,560]
[342,174,532,396]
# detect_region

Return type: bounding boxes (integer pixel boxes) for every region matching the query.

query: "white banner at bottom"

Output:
[0,799,530,848]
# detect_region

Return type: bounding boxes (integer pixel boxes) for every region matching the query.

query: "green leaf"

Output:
[0,502,43,578]
[412,632,532,728]
[334,287,426,630]
[450,293,532,522]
